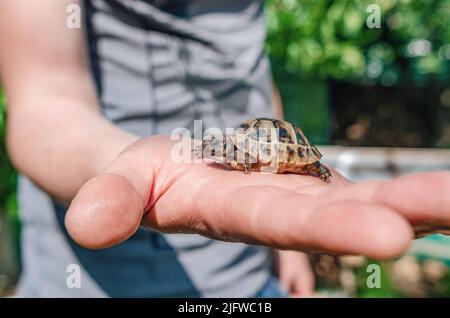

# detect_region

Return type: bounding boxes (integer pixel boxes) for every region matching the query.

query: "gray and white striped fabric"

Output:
[17,0,276,297]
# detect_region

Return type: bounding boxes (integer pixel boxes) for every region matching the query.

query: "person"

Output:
[1,0,449,298]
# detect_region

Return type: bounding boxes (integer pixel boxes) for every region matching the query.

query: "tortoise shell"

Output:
[198,118,332,182]
[235,118,322,163]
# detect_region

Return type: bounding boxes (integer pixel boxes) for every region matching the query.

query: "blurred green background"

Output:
[0,88,17,217]
[1,0,450,297]
[0,88,20,295]
[266,0,450,147]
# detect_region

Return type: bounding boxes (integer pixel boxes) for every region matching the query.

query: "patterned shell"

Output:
[234,118,322,166]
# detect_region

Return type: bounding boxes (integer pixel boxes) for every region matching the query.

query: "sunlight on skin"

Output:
[65,136,450,260]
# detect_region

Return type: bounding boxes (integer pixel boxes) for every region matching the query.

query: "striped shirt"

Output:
[17,0,276,297]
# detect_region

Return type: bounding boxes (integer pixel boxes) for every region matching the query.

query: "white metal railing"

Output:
[320,146,450,181]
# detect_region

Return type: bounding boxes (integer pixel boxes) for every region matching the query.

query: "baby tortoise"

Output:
[195,118,332,182]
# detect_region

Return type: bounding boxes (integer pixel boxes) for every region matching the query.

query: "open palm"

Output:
[66,136,450,259]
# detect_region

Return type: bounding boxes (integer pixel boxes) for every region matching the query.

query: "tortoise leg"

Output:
[229,160,251,173]
[308,162,332,182]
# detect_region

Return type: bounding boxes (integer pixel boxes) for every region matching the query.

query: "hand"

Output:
[66,136,450,259]
[275,250,315,297]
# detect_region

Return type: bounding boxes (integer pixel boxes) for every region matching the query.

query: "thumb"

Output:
[65,140,158,249]
[65,174,145,249]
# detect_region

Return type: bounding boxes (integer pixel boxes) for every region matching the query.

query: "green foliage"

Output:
[266,0,450,84]
[275,76,330,144]
[0,89,17,216]
[354,261,403,297]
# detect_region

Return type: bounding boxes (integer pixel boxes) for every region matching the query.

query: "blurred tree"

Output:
[266,0,450,148]
[266,0,450,83]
